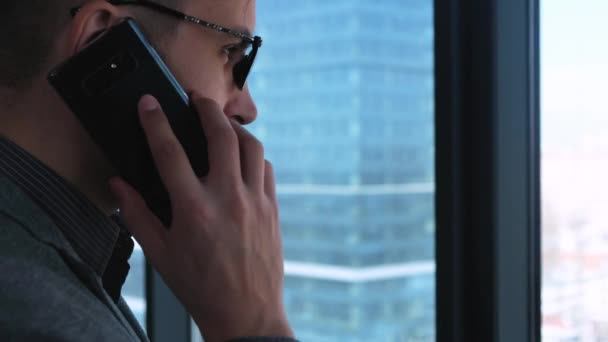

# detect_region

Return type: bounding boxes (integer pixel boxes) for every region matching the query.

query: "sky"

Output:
[541,3,608,339]
[542,0,608,149]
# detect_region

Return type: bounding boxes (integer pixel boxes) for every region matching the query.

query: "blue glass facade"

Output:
[249,1,435,340]
[123,245,146,328]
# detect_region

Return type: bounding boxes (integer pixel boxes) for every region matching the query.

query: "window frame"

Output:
[434,0,541,341]
[146,265,191,341]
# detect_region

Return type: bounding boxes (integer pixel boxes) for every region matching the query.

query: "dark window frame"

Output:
[435,0,541,341]
[146,265,191,342]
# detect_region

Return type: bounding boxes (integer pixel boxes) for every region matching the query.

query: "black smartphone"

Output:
[48,18,209,226]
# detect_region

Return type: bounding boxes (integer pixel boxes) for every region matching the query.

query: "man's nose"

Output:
[224,84,258,125]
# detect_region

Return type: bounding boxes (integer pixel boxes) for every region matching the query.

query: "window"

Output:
[542,1,608,340]
[248,1,435,339]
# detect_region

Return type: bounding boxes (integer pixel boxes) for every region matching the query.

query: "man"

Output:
[0,0,296,341]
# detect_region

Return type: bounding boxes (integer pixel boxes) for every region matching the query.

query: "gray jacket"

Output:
[0,175,148,341]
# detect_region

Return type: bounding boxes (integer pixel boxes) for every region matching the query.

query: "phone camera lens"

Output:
[84,52,137,95]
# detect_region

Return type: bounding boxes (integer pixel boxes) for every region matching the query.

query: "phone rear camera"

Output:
[83,52,137,95]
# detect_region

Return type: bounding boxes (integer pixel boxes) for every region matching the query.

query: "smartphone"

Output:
[48,18,209,226]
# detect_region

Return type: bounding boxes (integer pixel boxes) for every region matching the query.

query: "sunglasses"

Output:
[71,0,263,90]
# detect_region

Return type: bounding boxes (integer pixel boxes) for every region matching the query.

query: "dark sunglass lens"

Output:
[233,39,260,90]
[233,58,251,90]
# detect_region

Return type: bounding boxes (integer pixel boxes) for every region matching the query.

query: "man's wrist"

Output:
[194,312,294,342]
[226,338,298,342]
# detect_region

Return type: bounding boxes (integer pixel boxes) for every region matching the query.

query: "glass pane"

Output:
[194,0,435,340]
[542,1,608,341]
[123,242,147,330]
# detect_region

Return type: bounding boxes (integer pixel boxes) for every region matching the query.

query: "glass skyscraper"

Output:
[248,1,435,340]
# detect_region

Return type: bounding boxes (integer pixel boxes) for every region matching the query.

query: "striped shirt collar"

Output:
[0,136,133,299]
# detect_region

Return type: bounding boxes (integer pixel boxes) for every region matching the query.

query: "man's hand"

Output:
[109,94,293,341]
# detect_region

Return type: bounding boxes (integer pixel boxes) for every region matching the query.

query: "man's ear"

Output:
[66,0,126,55]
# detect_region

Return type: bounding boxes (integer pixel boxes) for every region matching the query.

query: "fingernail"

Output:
[140,95,159,112]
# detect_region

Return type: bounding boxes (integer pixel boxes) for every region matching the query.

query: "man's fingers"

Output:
[190,95,241,183]
[138,95,201,203]
[109,177,167,268]
[231,120,265,191]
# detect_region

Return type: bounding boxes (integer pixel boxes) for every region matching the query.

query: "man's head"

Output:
[0,0,258,213]
[1,0,257,114]
[0,1,166,90]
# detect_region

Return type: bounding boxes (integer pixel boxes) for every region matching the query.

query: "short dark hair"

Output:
[0,0,182,91]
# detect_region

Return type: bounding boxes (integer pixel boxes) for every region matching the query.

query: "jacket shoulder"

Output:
[0,215,133,341]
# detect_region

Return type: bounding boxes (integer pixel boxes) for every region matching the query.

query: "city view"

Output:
[542,0,608,340]
[248,0,435,340]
